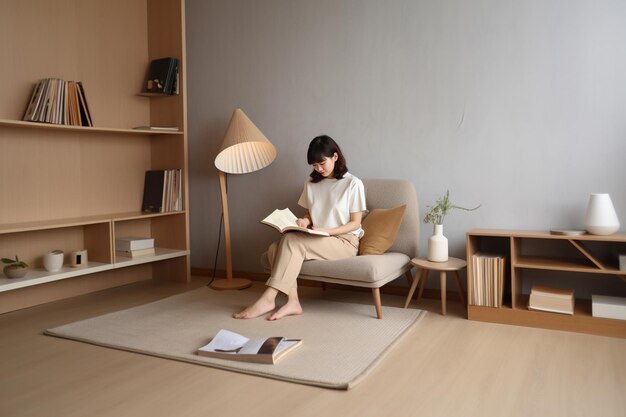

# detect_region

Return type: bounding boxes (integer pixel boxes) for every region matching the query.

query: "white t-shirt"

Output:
[297,172,367,237]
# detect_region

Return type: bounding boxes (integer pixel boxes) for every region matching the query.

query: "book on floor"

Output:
[261,208,329,236]
[196,329,303,364]
[528,285,574,315]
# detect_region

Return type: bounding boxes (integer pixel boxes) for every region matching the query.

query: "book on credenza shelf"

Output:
[141,169,183,213]
[144,57,179,95]
[469,253,505,307]
[528,285,574,315]
[592,295,626,320]
[196,329,303,364]
[115,237,155,251]
[261,208,330,236]
[22,78,93,126]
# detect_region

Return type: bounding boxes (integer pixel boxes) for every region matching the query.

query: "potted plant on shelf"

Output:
[2,255,29,279]
[423,190,480,262]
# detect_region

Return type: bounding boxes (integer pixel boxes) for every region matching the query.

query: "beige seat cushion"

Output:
[261,251,411,287]
[359,205,406,255]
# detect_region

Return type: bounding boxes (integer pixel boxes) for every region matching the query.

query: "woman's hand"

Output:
[296,217,311,228]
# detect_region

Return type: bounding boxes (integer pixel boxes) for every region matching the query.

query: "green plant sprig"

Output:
[2,255,28,268]
[423,190,481,225]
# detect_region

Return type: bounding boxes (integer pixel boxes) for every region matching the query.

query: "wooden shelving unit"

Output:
[466,229,626,338]
[0,0,190,314]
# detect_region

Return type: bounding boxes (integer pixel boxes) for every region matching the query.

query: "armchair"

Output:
[261,178,419,318]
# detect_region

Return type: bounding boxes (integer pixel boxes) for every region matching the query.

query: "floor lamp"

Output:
[211,108,277,290]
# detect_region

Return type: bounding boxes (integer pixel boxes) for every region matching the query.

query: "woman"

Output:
[234,135,366,320]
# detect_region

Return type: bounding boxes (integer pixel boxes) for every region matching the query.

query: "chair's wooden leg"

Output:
[405,269,413,286]
[404,269,421,308]
[372,288,382,319]
[321,282,327,291]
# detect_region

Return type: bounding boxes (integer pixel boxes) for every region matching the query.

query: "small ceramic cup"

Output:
[70,250,88,268]
[43,250,64,272]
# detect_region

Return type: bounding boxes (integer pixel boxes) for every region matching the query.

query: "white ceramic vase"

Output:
[428,224,448,262]
[584,193,620,235]
[43,250,64,272]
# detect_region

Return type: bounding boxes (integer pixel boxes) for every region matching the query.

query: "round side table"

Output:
[404,256,467,315]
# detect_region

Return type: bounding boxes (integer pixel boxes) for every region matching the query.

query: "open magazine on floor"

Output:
[196,329,303,364]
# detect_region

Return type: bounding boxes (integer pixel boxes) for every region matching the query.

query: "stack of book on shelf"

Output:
[592,295,626,320]
[144,57,179,95]
[528,285,574,315]
[141,169,183,213]
[23,78,93,126]
[115,237,155,258]
[470,253,505,307]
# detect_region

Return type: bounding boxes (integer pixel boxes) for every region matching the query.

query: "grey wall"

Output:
[186,0,626,293]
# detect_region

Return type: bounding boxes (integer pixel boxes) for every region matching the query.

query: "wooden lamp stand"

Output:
[210,171,253,290]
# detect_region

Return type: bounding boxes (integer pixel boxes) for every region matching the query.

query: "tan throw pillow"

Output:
[358,205,407,255]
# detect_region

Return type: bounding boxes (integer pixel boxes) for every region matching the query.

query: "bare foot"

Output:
[268,300,303,321]
[233,296,275,319]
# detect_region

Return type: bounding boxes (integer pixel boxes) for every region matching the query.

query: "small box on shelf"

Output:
[592,295,626,320]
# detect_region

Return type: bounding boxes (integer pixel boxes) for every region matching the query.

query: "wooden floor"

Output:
[1,277,626,417]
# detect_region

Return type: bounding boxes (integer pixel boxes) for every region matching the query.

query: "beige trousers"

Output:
[265,232,359,294]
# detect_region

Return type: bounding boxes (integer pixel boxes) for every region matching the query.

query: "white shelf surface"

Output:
[114,248,190,267]
[0,262,112,291]
[0,248,190,292]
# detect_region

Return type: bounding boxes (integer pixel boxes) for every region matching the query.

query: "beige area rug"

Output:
[45,287,425,389]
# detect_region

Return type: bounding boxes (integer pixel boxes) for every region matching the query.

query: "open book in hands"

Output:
[196,329,303,364]
[261,208,330,236]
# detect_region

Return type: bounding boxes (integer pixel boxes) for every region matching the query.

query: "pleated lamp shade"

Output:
[214,108,277,174]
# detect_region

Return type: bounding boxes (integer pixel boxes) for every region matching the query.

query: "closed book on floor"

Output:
[592,295,626,320]
[196,329,302,364]
[528,285,574,315]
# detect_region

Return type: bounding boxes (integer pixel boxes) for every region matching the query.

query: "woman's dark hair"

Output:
[307,135,348,183]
